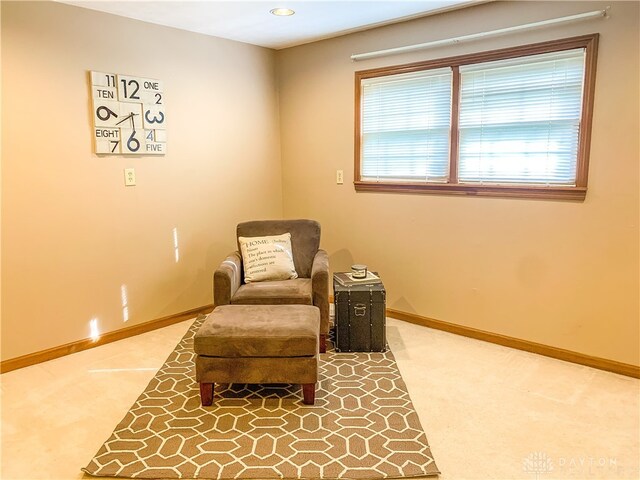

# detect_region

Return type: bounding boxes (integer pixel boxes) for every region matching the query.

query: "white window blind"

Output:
[361,68,452,182]
[458,49,586,185]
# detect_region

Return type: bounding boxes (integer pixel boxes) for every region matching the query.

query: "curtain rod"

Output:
[351,8,609,62]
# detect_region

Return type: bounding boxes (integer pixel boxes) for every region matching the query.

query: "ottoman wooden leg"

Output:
[302,383,315,405]
[200,382,214,406]
[319,334,326,353]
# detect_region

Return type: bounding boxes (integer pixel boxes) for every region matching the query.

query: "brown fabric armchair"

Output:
[213,219,330,352]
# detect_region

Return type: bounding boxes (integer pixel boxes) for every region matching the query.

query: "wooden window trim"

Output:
[354,34,599,201]
[449,65,460,184]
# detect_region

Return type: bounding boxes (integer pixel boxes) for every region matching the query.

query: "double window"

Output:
[355,35,598,200]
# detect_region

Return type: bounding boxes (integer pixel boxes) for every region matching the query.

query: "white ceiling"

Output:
[57,1,481,49]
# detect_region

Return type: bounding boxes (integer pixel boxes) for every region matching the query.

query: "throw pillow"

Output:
[238,233,298,283]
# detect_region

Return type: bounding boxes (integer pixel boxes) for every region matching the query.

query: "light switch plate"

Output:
[124,168,136,186]
[336,170,344,184]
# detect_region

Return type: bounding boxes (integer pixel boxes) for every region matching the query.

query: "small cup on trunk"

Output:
[351,264,367,279]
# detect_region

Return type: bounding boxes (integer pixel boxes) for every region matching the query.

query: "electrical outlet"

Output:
[336,169,344,184]
[124,168,136,186]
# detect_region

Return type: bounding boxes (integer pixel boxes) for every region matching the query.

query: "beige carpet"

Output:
[83,315,440,479]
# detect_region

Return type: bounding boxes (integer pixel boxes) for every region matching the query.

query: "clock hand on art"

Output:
[115,112,139,128]
[115,113,134,126]
[129,112,139,129]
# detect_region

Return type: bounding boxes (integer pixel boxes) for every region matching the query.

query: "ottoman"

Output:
[194,304,320,406]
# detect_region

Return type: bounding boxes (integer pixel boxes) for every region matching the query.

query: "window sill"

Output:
[354,181,587,201]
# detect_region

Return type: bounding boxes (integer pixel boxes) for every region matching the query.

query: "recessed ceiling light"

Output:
[270,8,295,16]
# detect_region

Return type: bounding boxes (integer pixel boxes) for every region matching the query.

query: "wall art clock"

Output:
[90,71,166,155]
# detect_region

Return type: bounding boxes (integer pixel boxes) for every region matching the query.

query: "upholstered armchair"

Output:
[213,219,330,353]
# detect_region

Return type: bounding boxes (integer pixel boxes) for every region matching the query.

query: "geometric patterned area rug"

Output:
[83,315,440,479]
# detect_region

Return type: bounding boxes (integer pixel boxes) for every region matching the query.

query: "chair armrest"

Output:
[311,249,329,334]
[213,251,242,306]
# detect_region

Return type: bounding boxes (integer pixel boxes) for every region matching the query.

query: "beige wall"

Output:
[276,1,640,365]
[2,1,638,367]
[1,1,283,360]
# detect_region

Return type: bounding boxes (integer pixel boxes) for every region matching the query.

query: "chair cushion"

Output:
[194,305,319,358]
[231,278,312,305]
[237,220,320,278]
